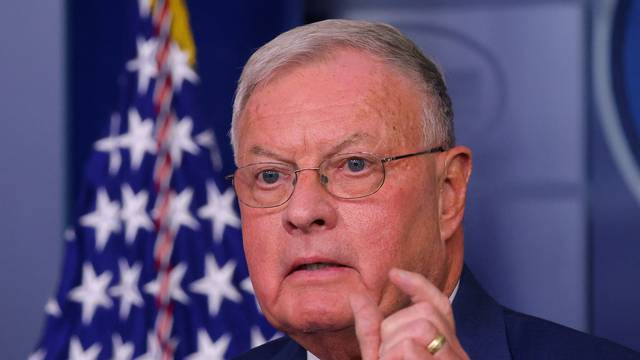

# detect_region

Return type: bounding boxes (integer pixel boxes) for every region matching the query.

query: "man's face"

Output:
[235,49,448,335]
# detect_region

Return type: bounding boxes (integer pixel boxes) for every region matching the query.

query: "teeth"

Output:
[300,263,336,271]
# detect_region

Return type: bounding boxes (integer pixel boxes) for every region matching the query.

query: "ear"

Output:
[438,146,472,242]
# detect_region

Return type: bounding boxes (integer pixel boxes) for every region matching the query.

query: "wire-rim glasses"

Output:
[226,146,445,208]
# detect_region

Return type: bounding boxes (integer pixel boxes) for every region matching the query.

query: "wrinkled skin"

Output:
[235,48,471,359]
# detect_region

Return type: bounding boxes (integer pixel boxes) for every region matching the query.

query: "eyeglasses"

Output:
[226,146,445,208]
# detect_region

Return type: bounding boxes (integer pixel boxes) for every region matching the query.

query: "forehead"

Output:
[236,49,425,161]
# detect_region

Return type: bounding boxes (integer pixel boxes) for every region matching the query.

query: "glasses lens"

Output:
[234,163,294,207]
[322,153,384,199]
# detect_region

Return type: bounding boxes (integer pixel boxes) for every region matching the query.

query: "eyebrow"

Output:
[248,132,373,163]
[328,133,372,155]
[248,146,292,164]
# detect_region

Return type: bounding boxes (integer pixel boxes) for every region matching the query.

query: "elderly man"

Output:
[228,20,639,360]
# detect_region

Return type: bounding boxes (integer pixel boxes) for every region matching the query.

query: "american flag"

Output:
[31,1,276,359]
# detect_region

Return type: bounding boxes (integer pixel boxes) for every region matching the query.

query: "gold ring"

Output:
[427,334,446,355]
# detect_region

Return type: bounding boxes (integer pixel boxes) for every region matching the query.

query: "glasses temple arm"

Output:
[382,146,446,163]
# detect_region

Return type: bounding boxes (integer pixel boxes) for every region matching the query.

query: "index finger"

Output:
[388,268,452,319]
[349,293,383,360]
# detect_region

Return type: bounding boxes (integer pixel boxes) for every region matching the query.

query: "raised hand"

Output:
[350,268,469,359]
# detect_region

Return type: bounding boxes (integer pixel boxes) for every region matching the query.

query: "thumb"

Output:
[349,293,382,360]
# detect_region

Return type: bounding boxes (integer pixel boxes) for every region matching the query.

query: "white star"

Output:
[144,263,189,304]
[168,117,199,167]
[185,330,230,360]
[44,297,61,317]
[165,188,199,233]
[120,185,153,244]
[127,37,158,94]
[64,228,76,242]
[109,259,143,319]
[137,332,177,360]
[68,337,101,360]
[167,42,198,90]
[249,327,282,349]
[112,334,134,360]
[190,255,241,315]
[79,188,120,252]
[68,263,113,324]
[194,129,216,148]
[136,333,161,360]
[195,129,223,171]
[240,277,254,294]
[250,326,267,349]
[241,277,262,313]
[27,349,45,360]
[119,109,156,170]
[138,0,151,18]
[94,114,122,175]
[197,182,240,242]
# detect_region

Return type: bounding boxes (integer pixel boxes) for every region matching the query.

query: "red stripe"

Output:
[153,0,170,35]
[160,272,170,304]
[157,40,171,69]
[155,231,173,267]
[157,112,172,141]
[153,307,175,358]
[154,156,171,188]
[155,192,170,222]
[159,308,172,335]
[155,79,173,112]
[151,1,180,358]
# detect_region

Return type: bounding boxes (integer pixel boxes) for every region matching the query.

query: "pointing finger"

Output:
[389,268,452,319]
[350,293,383,360]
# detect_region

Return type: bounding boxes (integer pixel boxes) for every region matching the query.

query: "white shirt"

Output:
[306,281,460,360]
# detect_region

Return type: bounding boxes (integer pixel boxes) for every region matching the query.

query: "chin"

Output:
[270,292,354,335]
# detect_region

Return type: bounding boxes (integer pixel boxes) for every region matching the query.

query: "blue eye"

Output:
[347,158,366,172]
[260,170,280,184]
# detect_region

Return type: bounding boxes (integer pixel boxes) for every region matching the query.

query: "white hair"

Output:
[230,19,454,158]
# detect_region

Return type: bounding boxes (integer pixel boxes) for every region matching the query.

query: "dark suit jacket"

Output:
[234,267,640,359]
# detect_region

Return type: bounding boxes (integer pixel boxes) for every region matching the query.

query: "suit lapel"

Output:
[271,337,307,360]
[453,266,512,360]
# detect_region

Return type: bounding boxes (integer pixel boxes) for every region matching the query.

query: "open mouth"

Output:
[291,262,348,273]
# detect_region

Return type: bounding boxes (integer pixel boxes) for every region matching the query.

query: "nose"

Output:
[282,168,338,234]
